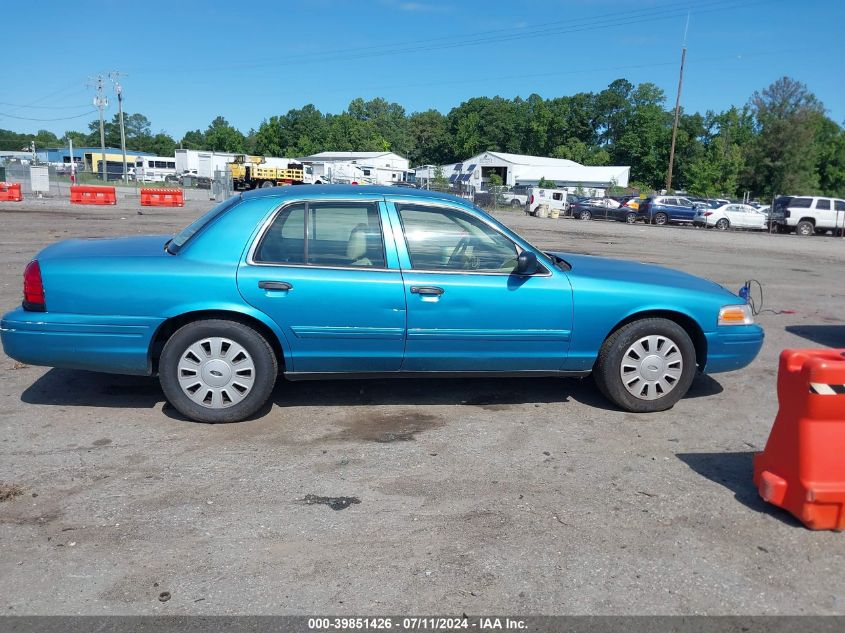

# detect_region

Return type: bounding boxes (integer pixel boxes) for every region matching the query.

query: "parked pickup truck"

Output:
[769,195,845,235]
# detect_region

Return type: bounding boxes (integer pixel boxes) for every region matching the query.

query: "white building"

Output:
[299,151,410,186]
[431,151,630,197]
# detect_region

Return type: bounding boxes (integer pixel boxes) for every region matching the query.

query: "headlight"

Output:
[718,304,754,326]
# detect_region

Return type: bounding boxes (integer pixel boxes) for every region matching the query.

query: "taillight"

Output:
[530,195,534,204]
[703,211,713,216]
[23,260,46,312]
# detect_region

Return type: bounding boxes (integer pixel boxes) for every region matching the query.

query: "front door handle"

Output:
[410,286,444,296]
[258,281,293,291]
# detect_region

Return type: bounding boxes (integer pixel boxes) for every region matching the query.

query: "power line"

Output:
[0,102,93,110]
[0,110,97,122]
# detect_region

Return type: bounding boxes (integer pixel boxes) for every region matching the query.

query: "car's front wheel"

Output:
[159,319,278,423]
[579,209,592,220]
[625,212,637,224]
[594,318,696,413]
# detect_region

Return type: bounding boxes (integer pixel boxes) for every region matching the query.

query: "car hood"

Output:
[549,251,737,299]
[36,234,171,260]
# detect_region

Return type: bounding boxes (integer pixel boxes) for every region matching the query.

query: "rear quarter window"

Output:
[791,197,813,208]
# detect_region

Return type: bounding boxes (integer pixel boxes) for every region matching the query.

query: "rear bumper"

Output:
[0,308,164,375]
[703,324,764,373]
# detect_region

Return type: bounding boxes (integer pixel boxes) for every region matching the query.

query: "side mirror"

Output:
[516,250,539,275]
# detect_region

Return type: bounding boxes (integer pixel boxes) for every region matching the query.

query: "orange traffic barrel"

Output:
[753,348,845,530]
[0,182,23,201]
[140,188,184,207]
[70,185,117,205]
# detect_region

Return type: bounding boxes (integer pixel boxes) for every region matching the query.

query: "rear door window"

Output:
[815,199,831,210]
[254,202,385,268]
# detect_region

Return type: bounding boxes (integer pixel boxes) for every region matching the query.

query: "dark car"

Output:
[571,199,639,224]
[637,196,703,225]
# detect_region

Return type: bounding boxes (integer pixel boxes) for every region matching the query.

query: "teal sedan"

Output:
[0,186,763,423]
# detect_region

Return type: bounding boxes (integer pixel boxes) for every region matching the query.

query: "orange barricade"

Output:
[140,188,184,207]
[753,348,845,530]
[70,185,117,205]
[0,182,23,202]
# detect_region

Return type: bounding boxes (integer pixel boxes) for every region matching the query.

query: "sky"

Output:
[1,0,843,141]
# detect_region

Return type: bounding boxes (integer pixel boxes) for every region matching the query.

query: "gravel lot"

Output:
[0,194,844,615]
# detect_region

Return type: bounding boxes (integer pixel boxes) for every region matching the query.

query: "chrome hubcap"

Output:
[177,337,255,409]
[620,335,683,401]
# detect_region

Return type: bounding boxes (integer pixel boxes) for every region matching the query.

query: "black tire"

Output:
[795,220,814,236]
[653,212,668,226]
[510,199,521,208]
[625,212,637,224]
[715,218,729,231]
[579,209,592,220]
[159,319,278,423]
[593,318,697,413]
[260,181,274,189]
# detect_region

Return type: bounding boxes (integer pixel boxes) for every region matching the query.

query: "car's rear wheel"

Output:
[511,199,521,208]
[653,212,668,226]
[594,318,696,413]
[793,220,814,236]
[625,212,637,224]
[579,209,592,220]
[159,319,278,423]
[715,218,730,230]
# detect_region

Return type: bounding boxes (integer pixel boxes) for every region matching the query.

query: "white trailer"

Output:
[175,149,238,179]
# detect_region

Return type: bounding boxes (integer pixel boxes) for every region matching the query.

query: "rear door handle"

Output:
[410,286,444,296]
[258,281,293,291]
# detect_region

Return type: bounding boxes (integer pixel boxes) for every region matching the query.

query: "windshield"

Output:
[166,195,242,254]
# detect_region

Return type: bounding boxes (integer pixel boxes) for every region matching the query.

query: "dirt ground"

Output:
[0,194,844,615]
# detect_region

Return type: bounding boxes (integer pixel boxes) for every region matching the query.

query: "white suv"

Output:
[770,195,845,235]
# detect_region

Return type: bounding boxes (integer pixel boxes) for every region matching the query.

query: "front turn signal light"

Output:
[718,304,754,326]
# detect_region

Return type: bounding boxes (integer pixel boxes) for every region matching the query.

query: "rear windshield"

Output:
[166,195,242,254]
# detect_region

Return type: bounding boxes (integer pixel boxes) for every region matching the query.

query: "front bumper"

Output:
[703,324,765,373]
[1,307,164,375]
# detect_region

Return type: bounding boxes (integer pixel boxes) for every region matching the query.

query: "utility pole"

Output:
[666,13,689,192]
[69,137,75,184]
[109,71,128,184]
[90,75,109,181]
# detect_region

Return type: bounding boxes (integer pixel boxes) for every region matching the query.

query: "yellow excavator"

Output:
[228,155,306,190]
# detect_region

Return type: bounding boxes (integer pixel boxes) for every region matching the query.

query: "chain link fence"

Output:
[0,159,235,204]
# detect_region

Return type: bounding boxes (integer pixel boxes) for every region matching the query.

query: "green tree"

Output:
[408,109,451,166]
[745,76,824,196]
[431,165,449,191]
[204,116,246,153]
[147,132,177,157]
[180,129,206,150]
[538,176,556,188]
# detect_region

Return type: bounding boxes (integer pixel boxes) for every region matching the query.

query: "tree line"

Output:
[2,76,842,198]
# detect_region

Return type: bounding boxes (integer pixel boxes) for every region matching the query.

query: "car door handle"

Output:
[258,281,293,291]
[410,286,444,296]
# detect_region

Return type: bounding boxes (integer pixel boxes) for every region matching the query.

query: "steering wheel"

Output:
[446,236,477,269]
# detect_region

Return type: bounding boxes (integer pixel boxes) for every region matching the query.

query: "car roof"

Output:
[241,184,470,206]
